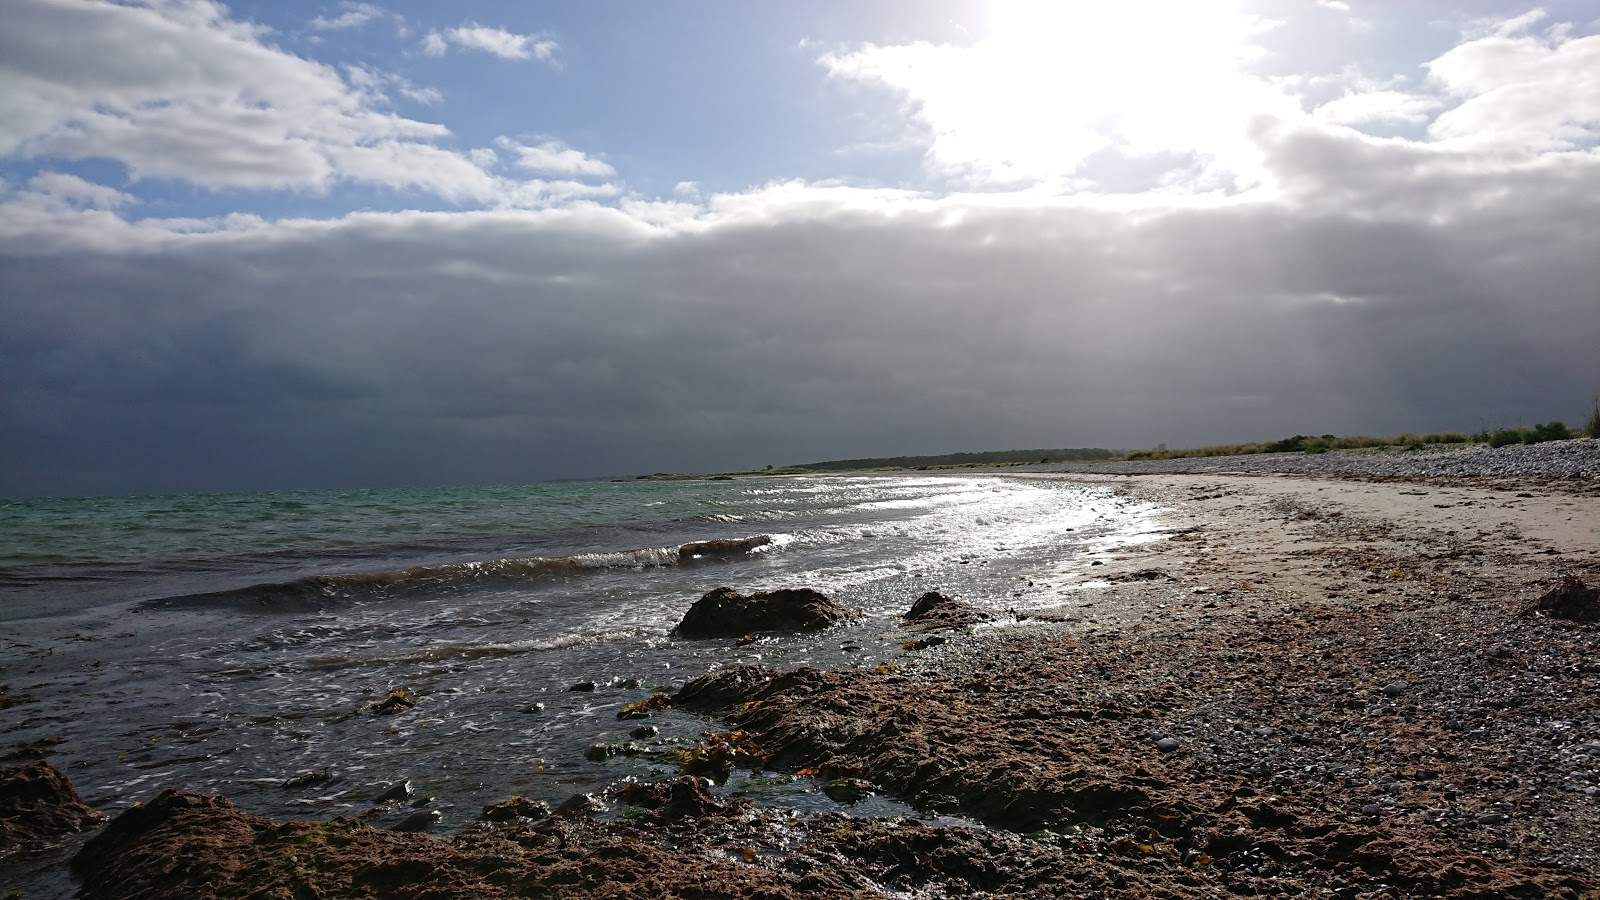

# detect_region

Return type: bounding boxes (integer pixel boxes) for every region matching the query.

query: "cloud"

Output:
[4,112,1596,494]
[499,139,616,177]
[1424,17,1600,152]
[819,2,1290,189]
[1314,89,1441,126]
[421,23,558,63]
[310,2,382,31]
[0,0,498,200]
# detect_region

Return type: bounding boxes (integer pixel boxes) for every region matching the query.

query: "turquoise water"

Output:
[0,473,1162,898]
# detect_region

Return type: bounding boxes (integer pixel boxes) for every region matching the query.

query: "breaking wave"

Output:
[147,535,776,609]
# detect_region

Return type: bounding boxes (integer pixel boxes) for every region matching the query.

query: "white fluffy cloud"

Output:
[310,2,381,31]
[500,139,617,178]
[0,0,500,199]
[422,23,558,63]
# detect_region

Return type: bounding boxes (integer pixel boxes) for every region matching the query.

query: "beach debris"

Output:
[672,587,858,638]
[373,780,413,804]
[678,535,772,560]
[0,761,107,851]
[901,591,993,632]
[480,796,549,822]
[553,793,603,819]
[389,809,440,832]
[1525,576,1600,622]
[281,768,332,791]
[372,688,417,715]
[618,691,671,719]
[679,731,766,781]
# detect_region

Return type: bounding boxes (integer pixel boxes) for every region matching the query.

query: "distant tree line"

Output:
[798,448,1115,470]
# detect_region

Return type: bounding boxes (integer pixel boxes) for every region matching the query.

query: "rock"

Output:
[613,776,725,821]
[822,778,873,804]
[584,741,643,761]
[1256,727,1277,738]
[630,724,659,739]
[523,702,546,713]
[372,688,417,715]
[672,587,857,638]
[678,536,772,560]
[281,767,332,790]
[901,591,993,632]
[390,809,441,832]
[1361,804,1380,816]
[1155,737,1181,753]
[554,793,603,819]
[1382,682,1410,697]
[568,681,598,692]
[1527,576,1600,622]
[374,780,413,803]
[0,761,107,850]
[480,796,550,822]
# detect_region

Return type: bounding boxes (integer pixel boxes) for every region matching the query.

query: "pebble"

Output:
[1361,804,1379,816]
[1382,683,1409,698]
[1256,727,1276,738]
[1031,438,1600,480]
[1155,737,1181,753]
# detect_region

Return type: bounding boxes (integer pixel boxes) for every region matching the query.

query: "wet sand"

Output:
[12,471,1599,898]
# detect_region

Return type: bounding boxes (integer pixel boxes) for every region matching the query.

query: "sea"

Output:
[1,473,1162,893]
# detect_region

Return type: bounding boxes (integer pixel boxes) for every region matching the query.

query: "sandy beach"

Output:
[8,468,1598,898]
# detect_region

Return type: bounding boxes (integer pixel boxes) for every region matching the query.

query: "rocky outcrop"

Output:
[901,591,992,632]
[0,761,107,850]
[673,587,857,638]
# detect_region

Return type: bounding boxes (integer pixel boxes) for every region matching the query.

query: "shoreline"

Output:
[8,469,1598,897]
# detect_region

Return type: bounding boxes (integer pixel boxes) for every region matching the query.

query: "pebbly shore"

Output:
[4,463,1596,898]
[1026,437,1600,481]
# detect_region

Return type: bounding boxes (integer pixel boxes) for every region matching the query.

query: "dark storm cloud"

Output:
[3,120,1597,496]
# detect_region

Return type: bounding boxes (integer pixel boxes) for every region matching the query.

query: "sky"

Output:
[2,0,1598,497]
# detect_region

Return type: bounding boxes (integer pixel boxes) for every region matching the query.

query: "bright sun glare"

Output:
[890,0,1279,185]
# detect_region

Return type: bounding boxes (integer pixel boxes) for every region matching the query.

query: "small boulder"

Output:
[1,762,107,850]
[389,809,440,832]
[480,796,550,822]
[672,587,856,638]
[901,591,993,632]
[553,793,603,819]
[678,536,772,560]
[1527,577,1599,622]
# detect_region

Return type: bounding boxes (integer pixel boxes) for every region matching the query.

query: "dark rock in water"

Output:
[568,681,598,692]
[390,809,441,832]
[373,780,413,803]
[822,778,873,804]
[673,587,857,638]
[613,776,726,822]
[554,793,603,819]
[1528,576,1600,622]
[523,701,546,713]
[678,535,773,560]
[585,741,644,762]
[630,724,659,739]
[480,796,550,822]
[0,761,107,850]
[901,591,993,632]
[281,767,332,791]
[372,688,417,715]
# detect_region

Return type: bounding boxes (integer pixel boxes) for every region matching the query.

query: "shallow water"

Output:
[0,473,1162,895]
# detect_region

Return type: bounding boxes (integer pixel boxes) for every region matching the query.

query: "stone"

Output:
[372,688,417,715]
[822,778,873,803]
[1382,683,1409,697]
[901,591,993,632]
[677,536,772,560]
[554,793,603,819]
[390,809,441,832]
[0,761,107,850]
[630,724,659,739]
[480,796,550,822]
[374,780,413,803]
[568,681,598,692]
[672,587,857,638]
[1155,737,1181,753]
